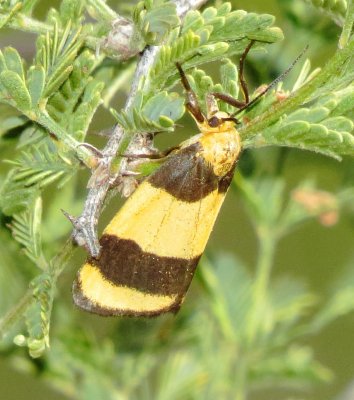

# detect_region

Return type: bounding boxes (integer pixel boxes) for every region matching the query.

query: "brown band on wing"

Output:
[218,160,238,194]
[148,143,219,202]
[89,234,201,296]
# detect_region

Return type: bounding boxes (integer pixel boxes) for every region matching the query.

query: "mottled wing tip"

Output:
[72,277,103,315]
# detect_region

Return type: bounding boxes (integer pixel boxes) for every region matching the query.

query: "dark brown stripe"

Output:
[218,160,238,194]
[73,278,183,317]
[90,234,200,296]
[149,143,219,202]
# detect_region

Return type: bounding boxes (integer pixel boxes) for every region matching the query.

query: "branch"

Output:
[86,0,118,23]
[71,0,209,257]
[174,0,210,18]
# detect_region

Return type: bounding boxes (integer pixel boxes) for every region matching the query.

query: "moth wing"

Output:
[73,143,235,316]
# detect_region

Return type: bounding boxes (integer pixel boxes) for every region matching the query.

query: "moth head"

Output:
[199,111,237,132]
[207,115,220,128]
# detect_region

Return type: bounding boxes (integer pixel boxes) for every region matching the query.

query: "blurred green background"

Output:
[0,0,353,399]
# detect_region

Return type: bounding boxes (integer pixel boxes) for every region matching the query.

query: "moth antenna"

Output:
[222,117,240,124]
[233,44,309,117]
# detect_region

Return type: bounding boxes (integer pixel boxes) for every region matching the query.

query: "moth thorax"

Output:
[200,129,241,177]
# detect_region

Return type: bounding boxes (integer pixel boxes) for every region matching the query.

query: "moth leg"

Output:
[211,92,246,109]
[239,40,255,105]
[176,62,205,123]
[211,40,256,110]
[122,145,180,160]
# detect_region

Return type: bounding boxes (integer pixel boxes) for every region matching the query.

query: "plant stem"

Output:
[50,238,75,279]
[234,358,247,400]
[7,13,52,35]
[0,289,33,338]
[241,37,354,140]
[36,113,97,168]
[246,227,277,344]
[87,0,118,23]
[339,0,354,49]
[253,229,276,307]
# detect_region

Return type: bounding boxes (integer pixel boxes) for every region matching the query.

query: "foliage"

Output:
[305,0,348,25]
[133,0,180,45]
[0,1,353,400]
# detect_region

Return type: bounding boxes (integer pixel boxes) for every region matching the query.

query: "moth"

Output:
[73,41,303,316]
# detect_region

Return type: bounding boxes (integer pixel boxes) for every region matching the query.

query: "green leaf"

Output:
[42,49,101,142]
[306,0,347,24]
[312,287,354,333]
[133,0,180,45]
[0,105,28,137]
[23,272,55,358]
[236,176,286,227]
[220,58,239,112]
[270,278,317,328]
[113,108,168,133]
[0,70,32,111]
[186,68,222,114]
[331,89,354,116]
[146,5,283,96]
[0,2,22,29]
[286,106,330,123]
[253,90,354,159]
[292,59,321,92]
[182,4,284,45]
[142,91,184,122]
[35,23,83,99]
[148,30,201,91]
[70,80,104,140]
[152,352,204,400]
[310,266,354,333]
[114,90,184,133]
[200,255,252,339]
[171,58,240,116]
[0,173,39,215]
[2,47,25,80]
[10,196,46,267]
[17,125,46,148]
[0,141,78,216]
[322,116,353,131]
[0,51,6,74]
[59,0,85,25]
[45,65,73,97]
[12,142,76,185]
[21,0,41,14]
[182,10,204,33]
[0,230,29,320]
[250,345,332,385]
[27,65,46,108]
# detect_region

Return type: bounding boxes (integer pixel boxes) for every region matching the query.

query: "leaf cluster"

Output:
[257,86,354,159]
[115,2,283,134]
[0,8,118,357]
[0,1,353,389]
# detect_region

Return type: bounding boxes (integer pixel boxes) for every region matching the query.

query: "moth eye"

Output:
[208,116,219,127]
